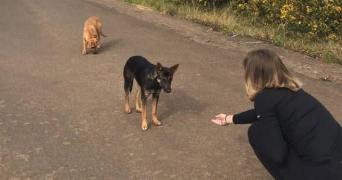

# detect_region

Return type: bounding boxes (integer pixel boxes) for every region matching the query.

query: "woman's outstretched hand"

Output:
[211,114,234,126]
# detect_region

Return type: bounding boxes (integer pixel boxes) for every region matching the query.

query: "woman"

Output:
[212,49,342,179]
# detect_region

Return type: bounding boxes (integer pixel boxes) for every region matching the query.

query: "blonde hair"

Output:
[243,49,302,101]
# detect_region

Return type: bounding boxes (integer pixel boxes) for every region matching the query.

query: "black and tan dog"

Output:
[123,56,179,131]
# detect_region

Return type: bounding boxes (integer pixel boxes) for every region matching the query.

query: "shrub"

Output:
[230,0,342,41]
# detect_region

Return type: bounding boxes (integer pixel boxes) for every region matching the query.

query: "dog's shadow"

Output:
[99,39,121,53]
[157,90,207,120]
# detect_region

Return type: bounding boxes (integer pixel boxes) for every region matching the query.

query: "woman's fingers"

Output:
[213,117,222,121]
[211,119,223,125]
[215,114,225,118]
[211,119,228,126]
[213,114,229,126]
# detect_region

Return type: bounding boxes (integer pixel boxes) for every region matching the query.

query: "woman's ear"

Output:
[170,64,179,74]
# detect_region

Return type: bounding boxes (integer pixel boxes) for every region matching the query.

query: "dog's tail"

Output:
[100,29,107,37]
[124,77,133,94]
[97,19,107,37]
[124,68,134,94]
[128,78,133,93]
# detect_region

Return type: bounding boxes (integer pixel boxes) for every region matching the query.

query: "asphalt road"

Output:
[1,0,342,179]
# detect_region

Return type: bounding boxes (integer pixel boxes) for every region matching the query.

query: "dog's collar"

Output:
[156,78,161,83]
[152,72,161,83]
[148,73,161,83]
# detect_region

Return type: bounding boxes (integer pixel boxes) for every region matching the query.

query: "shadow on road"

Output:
[99,39,121,53]
[159,90,207,120]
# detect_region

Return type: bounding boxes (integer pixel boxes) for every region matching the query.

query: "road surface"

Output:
[1,0,342,179]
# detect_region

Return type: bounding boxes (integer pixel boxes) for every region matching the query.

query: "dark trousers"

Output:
[248,122,342,180]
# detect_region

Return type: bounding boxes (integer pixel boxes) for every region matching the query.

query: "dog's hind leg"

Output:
[98,20,107,37]
[152,93,161,126]
[135,85,143,113]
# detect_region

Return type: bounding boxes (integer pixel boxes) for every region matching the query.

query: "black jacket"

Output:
[233,88,342,166]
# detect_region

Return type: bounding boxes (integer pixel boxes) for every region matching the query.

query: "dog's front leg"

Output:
[135,86,142,112]
[152,93,161,126]
[97,33,101,48]
[141,93,148,131]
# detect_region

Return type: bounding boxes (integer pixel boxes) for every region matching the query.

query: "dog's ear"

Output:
[156,62,163,73]
[170,64,179,74]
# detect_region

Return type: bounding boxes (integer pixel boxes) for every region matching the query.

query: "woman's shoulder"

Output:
[259,87,302,96]
[255,88,303,105]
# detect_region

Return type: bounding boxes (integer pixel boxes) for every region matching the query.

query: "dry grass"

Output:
[121,0,342,64]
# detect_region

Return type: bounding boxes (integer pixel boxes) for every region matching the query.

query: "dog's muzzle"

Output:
[164,88,171,93]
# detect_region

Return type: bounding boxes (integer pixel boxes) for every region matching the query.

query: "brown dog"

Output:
[82,16,107,55]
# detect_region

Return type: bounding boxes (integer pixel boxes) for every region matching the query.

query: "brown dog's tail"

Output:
[98,23,107,37]
[97,18,107,37]
[100,29,107,37]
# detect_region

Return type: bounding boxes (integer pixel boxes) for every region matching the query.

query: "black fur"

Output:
[123,55,179,130]
[124,56,179,96]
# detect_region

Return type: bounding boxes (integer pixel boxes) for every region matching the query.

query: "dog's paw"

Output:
[82,51,86,55]
[97,45,100,49]
[125,108,132,114]
[141,124,148,131]
[136,108,142,113]
[153,120,162,126]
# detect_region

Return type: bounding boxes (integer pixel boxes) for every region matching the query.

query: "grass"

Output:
[120,0,342,65]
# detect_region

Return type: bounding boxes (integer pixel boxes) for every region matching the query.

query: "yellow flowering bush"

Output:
[172,0,341,40]
[231,0,342,41]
